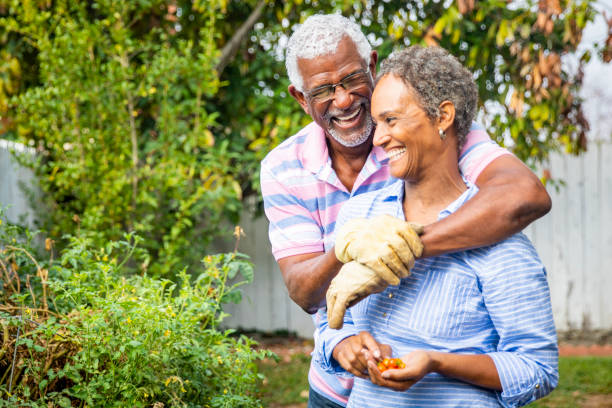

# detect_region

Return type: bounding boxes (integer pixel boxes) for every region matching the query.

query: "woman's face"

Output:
[371,74,441,180]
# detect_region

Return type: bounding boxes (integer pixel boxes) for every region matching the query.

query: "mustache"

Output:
[323,100,370,124]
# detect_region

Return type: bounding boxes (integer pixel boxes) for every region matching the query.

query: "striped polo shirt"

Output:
[315,180,559,407]
[260,121,510,406]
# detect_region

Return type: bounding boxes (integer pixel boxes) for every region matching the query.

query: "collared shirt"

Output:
[315,179,559,408]
[260,121,511,406]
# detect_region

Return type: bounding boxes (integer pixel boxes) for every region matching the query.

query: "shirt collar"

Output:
[300,121,389,181]
[438,181,478,219]
[301,122,329,175]
[383,178,479,220]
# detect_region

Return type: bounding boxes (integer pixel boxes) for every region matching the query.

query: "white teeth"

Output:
[334,107,361,122]
[387,148,406,161]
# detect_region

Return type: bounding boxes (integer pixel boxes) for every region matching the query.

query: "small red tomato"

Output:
[378,358,404,372]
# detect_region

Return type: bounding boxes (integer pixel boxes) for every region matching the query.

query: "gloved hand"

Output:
[327,261,397,329]
[335,214,424,282]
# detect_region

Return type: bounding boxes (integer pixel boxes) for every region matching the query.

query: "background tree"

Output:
[0,0,609,275]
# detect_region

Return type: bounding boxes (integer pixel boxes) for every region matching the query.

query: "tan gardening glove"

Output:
[335,214,424,283]
[327,261,395,329]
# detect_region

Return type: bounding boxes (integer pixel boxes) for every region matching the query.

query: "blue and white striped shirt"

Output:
[315,179,558,408]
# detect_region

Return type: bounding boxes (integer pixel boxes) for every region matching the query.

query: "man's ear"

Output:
[369,50,378,77]
[288,84,310,115]
[438,100,456,133]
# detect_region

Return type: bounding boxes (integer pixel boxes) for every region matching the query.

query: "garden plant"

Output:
[0,214,273,407]
[0,0,611,407]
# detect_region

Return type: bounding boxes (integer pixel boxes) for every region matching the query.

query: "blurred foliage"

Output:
[0,0,609,272]
[0,211,273,407]
[0,0,242,276]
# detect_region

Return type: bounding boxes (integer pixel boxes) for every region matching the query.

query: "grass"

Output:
[258,353,311,407]
[528,356,612,407]
[258,353,612,407]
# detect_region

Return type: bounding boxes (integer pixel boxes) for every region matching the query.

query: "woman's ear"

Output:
[438,100,456,133]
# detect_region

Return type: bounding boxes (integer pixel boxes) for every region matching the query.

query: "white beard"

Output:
[328,116,373,147]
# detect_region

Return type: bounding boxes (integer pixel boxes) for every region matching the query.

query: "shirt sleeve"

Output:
[312,307,359,375]
[471,234,559,407]
[459,123,512,184]
[260,160,324,260]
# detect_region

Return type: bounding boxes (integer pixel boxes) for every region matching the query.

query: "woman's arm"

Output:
[367,350,501,391]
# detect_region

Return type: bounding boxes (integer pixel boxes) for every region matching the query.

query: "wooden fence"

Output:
[2,140,611,338]
[222,141,612,338]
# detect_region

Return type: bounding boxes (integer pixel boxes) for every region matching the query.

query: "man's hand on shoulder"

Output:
[335,214,424,281]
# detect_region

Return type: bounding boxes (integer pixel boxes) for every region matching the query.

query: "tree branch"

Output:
[216,0,267,75]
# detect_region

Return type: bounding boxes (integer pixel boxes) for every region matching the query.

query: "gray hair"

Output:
[286,14,372,92]
[378,46,478,149]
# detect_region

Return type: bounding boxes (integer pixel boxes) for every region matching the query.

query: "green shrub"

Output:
[1,0,243,277]
[1,216,274,407]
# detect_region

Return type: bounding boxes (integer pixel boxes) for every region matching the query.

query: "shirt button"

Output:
[535,384,540,389]
[388,293,393,298]
[383,313,387,317]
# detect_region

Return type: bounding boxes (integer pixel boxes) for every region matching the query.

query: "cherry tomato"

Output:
[377,358,405,372]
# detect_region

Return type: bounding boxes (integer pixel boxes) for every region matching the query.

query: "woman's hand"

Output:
[366,350,435,391]
[367,350,502,392]
[332,331,392,379]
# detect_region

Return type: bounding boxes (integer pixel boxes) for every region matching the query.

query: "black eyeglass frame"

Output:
[304,68,372,103]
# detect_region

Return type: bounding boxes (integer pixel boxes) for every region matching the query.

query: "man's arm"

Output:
[420,154,551,256]
[278,251,343,314]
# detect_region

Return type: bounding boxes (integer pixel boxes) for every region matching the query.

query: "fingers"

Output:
[365,258,401,285]
[376,244,408,280]
[357,331,383,361]
[335,336,370,379]
[366,360,415,391]
[396,226,424,258]
[383,242,414,279]
[379,344,393,359]
[334,219,368,262]
[380,366,419,381]
[327,289,346,330]
[368,363,417,391]
[406,222,425,235]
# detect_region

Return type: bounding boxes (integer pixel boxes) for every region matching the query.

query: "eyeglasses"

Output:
[304,68,372,103]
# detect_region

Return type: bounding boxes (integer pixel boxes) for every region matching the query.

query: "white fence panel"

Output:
[217,205,314,338]
[523,140,612,333]
[0,140,37,227]
[229,142,612,338]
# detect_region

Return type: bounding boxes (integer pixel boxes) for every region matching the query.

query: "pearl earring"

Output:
[439,128,446,140]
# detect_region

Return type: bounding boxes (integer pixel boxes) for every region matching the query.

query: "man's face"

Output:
[291,37,376,148]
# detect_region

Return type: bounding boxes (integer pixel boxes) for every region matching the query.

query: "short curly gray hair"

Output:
[378,46,478,149]
[286,14,372,92]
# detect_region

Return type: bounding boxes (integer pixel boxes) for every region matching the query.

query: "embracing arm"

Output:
[278,251,343,314]
[420,154,551,257]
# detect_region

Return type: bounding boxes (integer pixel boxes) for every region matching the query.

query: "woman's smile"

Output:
[386,147,407,162]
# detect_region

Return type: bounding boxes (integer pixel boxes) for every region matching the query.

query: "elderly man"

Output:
[260,14,551,408]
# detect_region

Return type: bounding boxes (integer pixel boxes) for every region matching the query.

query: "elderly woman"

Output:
[315,46,558,407]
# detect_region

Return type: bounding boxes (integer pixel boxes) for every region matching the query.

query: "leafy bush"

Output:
[1,216,273,407]
[1,0,243,277]
[3,1,607,277]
